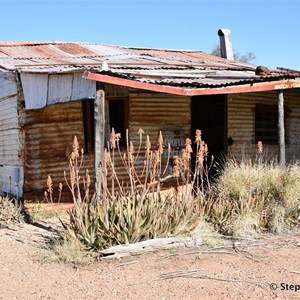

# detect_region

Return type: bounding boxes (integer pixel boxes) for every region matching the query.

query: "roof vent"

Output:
[101,61,109,71]
[218,29,234,60]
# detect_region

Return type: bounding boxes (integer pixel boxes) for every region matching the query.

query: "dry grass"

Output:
[0,195,24,227]
[26,202,56,223]
[206,157,300,236]
[41,235,96,265]
[191,218,224,247]
[228,210,261,237]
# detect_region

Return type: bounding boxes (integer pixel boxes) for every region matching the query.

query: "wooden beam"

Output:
[94,89,106,198]
[83,70,300,96]
[84,71,185,95]
[185,80,300,96]
[277,90,286,167]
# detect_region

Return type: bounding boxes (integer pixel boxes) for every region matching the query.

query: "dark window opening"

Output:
[108,99,128,147]
[82,99,94,153]
[255,104,288,144]
[82,98,128,153]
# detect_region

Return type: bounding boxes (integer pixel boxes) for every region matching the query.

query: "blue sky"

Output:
[2,0,299,70]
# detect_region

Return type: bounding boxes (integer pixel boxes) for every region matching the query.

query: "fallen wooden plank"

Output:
[98,236,203,259]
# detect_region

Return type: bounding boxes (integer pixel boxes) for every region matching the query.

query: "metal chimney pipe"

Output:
[218,29,234,60]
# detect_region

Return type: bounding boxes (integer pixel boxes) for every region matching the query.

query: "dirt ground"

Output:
[0,219,299,300]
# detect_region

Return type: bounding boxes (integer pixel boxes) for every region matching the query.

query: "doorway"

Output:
[191,95,227,176]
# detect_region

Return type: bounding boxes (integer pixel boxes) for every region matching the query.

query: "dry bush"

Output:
[41,235,96,265]
[206,147,300,235]
[0,195,24,227]
[191,218,225,247]
[228,210,261,237]
[280,163,300,221]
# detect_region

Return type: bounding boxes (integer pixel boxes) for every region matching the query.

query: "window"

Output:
[82,99,94,153]
[255,104,288,144]
[82,98,128,153]
[108,99,128,147]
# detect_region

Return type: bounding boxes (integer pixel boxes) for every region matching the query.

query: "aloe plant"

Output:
[66,190,201,250]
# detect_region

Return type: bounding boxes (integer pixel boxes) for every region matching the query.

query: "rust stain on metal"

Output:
[23,101,94,202]
[0,41,298,91]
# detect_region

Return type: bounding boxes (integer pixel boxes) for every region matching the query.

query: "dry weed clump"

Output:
[26,202,55,223]
[191,218,225,247]
[41,235,96,265]
[207,143,300,236]
[0,195,24,227]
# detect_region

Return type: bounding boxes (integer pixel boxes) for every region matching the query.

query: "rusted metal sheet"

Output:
[104,83,129,98]
[84,71,186,95]
[129,92,191,149]
[101,93,191,188]
[1,41,299,94]
[24,101,94,201]
[21,83,300,201]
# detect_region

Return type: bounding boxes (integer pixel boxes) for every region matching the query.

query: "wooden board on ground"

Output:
[98,236,203,259]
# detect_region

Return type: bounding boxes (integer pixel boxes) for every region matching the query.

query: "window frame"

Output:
[255,104,289,145]
[82,97,129,153]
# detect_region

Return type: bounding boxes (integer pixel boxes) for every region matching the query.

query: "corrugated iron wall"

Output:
[103,90,191,189]
[128,91,191,185]
[129,91,191,144]
[23,89,191,201]
[0,95,20,165]
[286,89,300,160]
[227,89,300,161]
[0,72,24,198]
[24,101,94,201]
[23,86,300,201]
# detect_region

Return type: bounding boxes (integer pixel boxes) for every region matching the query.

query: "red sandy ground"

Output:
[0,220,299,300]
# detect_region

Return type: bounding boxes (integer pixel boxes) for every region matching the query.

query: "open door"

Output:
[191,95,227,176]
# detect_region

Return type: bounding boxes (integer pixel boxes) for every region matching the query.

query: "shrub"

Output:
[229,210,261,237]
[207,156,300,235]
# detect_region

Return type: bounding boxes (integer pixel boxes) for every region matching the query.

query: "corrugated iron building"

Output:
[0,41,300,201]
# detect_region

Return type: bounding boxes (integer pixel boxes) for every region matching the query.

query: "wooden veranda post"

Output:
[94,89,106,198]
[277,90,286,167]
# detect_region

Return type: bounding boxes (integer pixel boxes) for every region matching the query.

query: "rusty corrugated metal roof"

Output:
[0,41,299,88]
